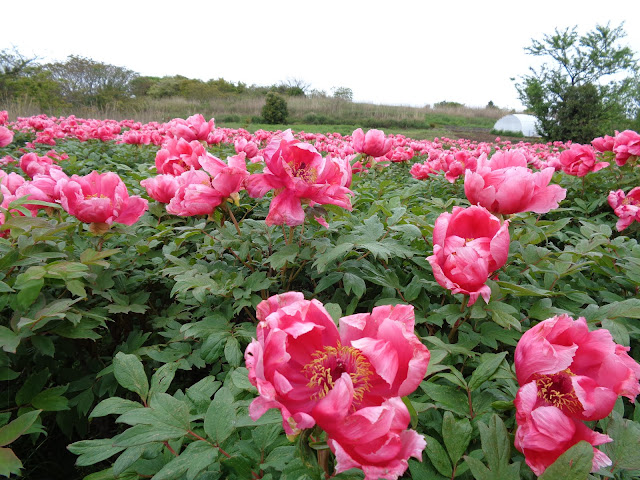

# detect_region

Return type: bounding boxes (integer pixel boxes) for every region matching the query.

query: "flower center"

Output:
[288,161,318,183]
[302,343,373,405]
[534,370,582,414]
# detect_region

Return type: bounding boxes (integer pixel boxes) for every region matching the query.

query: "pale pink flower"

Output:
[464,149,566,215]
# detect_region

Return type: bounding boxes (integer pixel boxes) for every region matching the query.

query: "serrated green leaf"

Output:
[602,412,640,470]
[343,272,366,298]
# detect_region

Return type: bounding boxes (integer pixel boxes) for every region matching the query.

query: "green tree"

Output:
[261,92,288,124]
[332,86,353,102]
[515,23,639,141]
[43,55,138,107]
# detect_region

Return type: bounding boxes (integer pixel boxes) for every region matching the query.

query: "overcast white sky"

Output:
[3,0,639,110]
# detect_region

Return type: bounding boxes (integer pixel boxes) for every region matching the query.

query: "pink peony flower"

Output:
[140,174,181,204]
[591,134,615,153]
[0,170,26,194]
[608,187,640,231]
[558,144,609,177]
[169,114,215,142]
[352,128,393,158]
[19,152,61,178]
[427,206,510,306]
[514,382,612,476]
[59,171,148,227]
[244,293,430,435]
[0,111,8,126]
[0,126,14,147]
[464,149,566,215]
[515,314,640,421]
[14,169,69,213]
[612,130,640,166]
[246,130,352,226]
[234,138,259,159]
[154,137,206,175]
[313,377,426,480]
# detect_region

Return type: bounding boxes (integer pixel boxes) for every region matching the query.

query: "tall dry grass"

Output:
[1,95,510,126]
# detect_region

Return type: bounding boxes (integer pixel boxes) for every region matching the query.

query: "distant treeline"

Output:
[0,49,355,110]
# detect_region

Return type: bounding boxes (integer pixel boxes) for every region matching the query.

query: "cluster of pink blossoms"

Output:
[245,292,430,480]
[514,314,640,475]
[428,149,566,305]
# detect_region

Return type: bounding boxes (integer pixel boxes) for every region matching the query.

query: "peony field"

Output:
[1,112,640,480]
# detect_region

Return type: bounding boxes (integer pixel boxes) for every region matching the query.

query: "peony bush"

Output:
[1,112,640,480]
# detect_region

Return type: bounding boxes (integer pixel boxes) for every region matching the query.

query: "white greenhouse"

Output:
[493,114,541,137]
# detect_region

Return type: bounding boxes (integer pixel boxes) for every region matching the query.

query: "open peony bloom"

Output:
[313,377,426,480]
[608,187,640,231]
[0,126,13,147]
[558,144,609,177]
[515,314,640,422]
[0,170,26,194]
[464,149,566,215]
[246,130,352,226]
[244,293,430,436]
[59,171,148,228]
[166,153,248,216]
[140,174,181,204]
[427,206,510,306]
[154,137,206,175]
[514,382,612,476]
[352,128,393,159]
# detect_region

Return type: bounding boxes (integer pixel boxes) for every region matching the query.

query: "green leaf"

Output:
[90,397,143,418]
[149,362,178,399]
[15,278,44,309]
[204,386,236,444]
[314,271,343,294]
[420,382,470,417]
[467,352,509,391]
[113,352,149,402]
[267,244,299,269]
[313,242,354,273]
[343,272,366,298]
[31,335,55,357]
[0,410,42,447]
[602,412,640,470]
[477,414,517,478]
[152,441,218,480]
[224,336,243,367]
[0,447,23,477]
[15,369,49,406]
[538,441,593,480]
[0,326,19,354]
[442,411,472,465]
[423,435,452,477]
[31,387,69,411]
[497,281,552,297]
[112,424,186,447]
[67,438,125,466]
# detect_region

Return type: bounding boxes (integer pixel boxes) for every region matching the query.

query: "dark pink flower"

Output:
[246,130,352,226]
[613,130,640,166]
[464,149,566,215]
[558,144,609,177]
[155,138,206,175]
[514,382,612,476]
[0,126,13,147]
[352,128,393,158]
[608,187,640,231]
[19,153,61,178]
[59,171,148,227]
[244,293,430,435]
[169,114,215,142]
[515,314,640,421]
[140,174,181,204]
[427,206,510,305]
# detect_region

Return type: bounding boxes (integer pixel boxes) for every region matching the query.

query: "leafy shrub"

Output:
[261,92,288,124]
